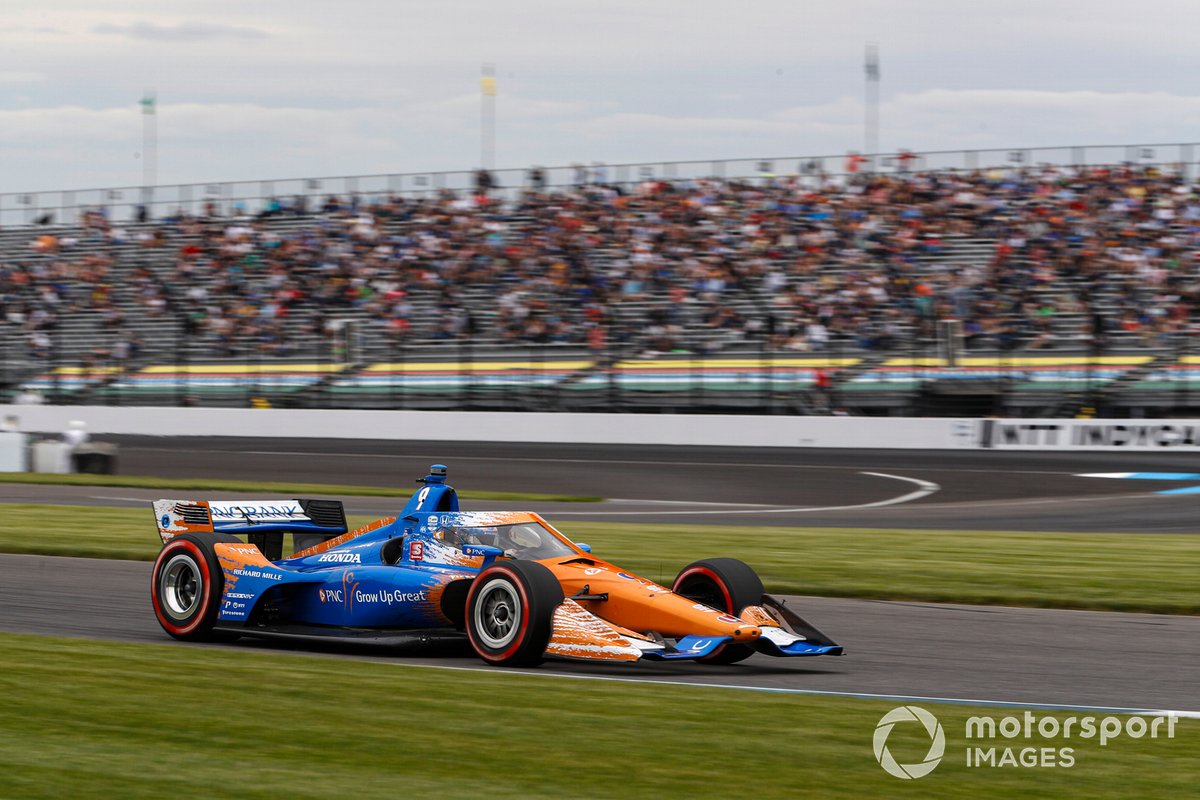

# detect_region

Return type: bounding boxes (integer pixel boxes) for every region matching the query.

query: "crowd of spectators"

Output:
[3,161,1200,367]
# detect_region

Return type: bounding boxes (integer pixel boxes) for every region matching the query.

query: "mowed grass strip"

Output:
[0,504,1196,613]
[0,633,1193,800]
[565,522,1200,615]
[0,472,602,503]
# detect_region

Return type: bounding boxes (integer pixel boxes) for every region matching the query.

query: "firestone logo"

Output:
[874,706,946,779]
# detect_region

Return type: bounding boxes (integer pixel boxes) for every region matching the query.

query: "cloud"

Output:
[0,71,47,85]
[879,89,1200,151]
[3,87,1200,198]
[92,21,269,42]
[530,87,1200,169]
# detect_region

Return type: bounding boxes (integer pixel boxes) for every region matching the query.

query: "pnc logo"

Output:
[317,589,344,604]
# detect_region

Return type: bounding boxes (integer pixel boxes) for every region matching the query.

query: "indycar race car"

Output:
[150,465,843,666]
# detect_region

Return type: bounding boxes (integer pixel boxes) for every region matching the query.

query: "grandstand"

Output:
[3,146,1199,417]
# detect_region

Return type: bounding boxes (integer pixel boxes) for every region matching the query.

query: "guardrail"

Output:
[2,141,1196,227]
[6,331,1198,418]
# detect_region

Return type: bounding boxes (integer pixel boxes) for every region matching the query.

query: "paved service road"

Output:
[2,553,1195,713]
[11,436,1200,531]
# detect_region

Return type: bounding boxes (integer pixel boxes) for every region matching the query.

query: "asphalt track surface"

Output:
[20,435,1200,532]
[2,436,1199,712]
[2,553,1196,712]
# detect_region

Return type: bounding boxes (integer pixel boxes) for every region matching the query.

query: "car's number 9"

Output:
[416,486,431,510]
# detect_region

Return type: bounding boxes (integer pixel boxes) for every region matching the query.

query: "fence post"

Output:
[0,325,5,403]
[1173,326,1184,413]
[315,329,325,409]
[459,333,471,411]
[758,333,769,413]
[606,339,617,412]
[51,328,62,405]
[397,336,406,411]
[175,319,185,408]
[389,334,397,410]
[1187,326,1193,411]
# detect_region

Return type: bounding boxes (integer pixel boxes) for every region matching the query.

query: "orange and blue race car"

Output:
[150,465,843,666]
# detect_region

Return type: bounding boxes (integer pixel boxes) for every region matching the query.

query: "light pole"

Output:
[480,64,496,172]
[140,89,157,217]
[864,44,880,170]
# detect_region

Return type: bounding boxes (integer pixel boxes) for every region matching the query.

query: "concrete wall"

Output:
[8,405,1200,451]
[0,405,977,449]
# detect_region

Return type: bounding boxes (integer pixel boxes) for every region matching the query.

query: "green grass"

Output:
[563,522,1200,615]
[0,632,1193,799]
[0,471,601,503]
[0,504,1196,613]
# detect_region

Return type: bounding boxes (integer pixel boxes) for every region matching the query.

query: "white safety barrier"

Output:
[0,432,27,472]
[0,405,977,449]
[30,441,70,473]
[4,405,1198,451]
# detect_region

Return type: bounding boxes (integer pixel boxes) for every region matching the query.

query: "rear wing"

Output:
[153,499,348,559]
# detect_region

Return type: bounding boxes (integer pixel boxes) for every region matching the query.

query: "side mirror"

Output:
[462,543,503,566]
[575,542,592,553]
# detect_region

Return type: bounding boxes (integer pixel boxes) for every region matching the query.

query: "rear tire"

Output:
[672,558,765,665]
[151,533,240,641]
[466,560,563,666]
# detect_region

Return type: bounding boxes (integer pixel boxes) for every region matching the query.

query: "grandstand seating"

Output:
[2,167,1196,416]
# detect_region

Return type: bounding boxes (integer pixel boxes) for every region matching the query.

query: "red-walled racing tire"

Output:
[672,557,765,665]
[465,560,563,667]
[151,533,240,641]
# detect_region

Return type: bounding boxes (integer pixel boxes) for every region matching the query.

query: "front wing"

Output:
[543,594,843,663]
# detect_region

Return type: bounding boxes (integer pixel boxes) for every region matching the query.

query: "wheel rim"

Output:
[473,578,521,649]
[160,553,202,620]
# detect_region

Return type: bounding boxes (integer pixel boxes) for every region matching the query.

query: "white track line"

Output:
[849,490,1161,513]
[607,498,775,507]
[545,472,939,516]
[378,659,1199,716]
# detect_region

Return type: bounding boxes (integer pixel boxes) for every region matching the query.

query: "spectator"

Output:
[4,161,1200,369]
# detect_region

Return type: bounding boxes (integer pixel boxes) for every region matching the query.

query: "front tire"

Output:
[151,533,240,641]
[465,561,563,666]
[672,558,765,665]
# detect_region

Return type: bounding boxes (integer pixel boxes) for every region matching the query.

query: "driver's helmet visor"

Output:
[506,524,543,548]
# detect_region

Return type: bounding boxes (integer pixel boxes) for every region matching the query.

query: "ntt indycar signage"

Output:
[979,419,1200,451]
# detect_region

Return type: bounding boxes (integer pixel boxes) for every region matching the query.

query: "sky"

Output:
[2,0,1200,194]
